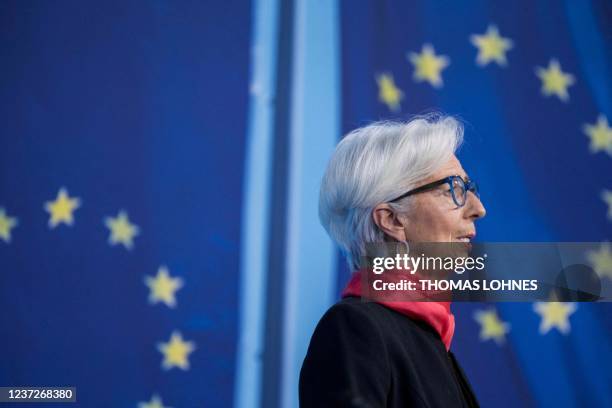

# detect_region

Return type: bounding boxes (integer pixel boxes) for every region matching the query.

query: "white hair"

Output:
[318,113,464,270]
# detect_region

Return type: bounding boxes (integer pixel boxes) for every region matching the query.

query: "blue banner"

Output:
[0,1,251,407]
[340,1,611,406]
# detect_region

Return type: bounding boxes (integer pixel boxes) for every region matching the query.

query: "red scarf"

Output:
[341,270,455,350]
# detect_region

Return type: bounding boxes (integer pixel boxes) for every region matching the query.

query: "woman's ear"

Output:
[372,203,407,242]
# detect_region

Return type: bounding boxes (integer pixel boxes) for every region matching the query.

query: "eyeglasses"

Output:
[388,175,480,208]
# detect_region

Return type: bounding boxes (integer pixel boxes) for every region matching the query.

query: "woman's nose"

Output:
[466,191,486,220]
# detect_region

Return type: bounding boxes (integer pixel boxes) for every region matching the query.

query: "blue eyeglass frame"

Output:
[388,175,479,207]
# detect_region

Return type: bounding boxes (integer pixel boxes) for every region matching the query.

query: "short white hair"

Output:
[318,113,464,270]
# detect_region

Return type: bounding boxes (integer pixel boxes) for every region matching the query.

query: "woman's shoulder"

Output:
[317,296,393,331]
[313,296,414,340]
[308,297,388,344]
[300,298,394,406]
[315,296,441,345]
[325,295,390,316]
[321,296,418,325]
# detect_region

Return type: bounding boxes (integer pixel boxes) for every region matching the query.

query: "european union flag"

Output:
[1,1,251,406]
[340,1,612,407]
[1,0,611,407]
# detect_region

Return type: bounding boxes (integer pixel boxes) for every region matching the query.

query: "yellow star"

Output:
[474,308,510,345]
[158,331,196,370]
[533,297,577,335]
[583,115,612,156]
[144,266,184,308]
[376,73,404,112]
[0,208,18,243]
[586,242,612,280]
[470,25,513,66]
[535,59,575,102]
[407,44,449,88]
[602,190,612,221]
[104,210,139,250]
[138,394,172,408]
[44,188,81,228]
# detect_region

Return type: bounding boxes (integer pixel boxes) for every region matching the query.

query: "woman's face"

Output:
[401,155,486,243]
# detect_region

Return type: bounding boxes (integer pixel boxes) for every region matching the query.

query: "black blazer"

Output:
[299,296,480,407]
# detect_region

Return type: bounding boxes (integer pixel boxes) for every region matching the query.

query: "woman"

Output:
[299,114,486,407]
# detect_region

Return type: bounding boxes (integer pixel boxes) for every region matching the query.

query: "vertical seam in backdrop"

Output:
[260,0,296,406]
[236,0,339,406]
[234,0,281,406]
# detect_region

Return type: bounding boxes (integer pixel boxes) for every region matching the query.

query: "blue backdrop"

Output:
[339,1,612,407]
[0,1,250,407]
[1,0,610,407]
